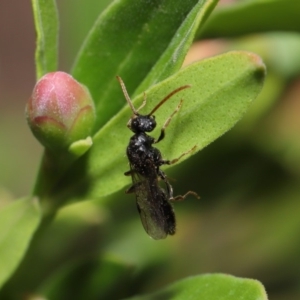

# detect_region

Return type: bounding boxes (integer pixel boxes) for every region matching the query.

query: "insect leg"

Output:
[124,169,135,193]
[157,169,174,199]
[170,191,200,202]
[158,169,199,201]
[154,100,183,144]
[161,145,197,166]
[125,181,143,194]
[124,169,138,193]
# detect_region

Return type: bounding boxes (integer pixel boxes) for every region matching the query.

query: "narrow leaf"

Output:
[31,0,59,79]
[0,198,41,288]
[125,274,268,300]
[199,0,300,38]
[71,0,213,130]
[134,0,218,95]
[39,255,133,300]
[57,51,265,202]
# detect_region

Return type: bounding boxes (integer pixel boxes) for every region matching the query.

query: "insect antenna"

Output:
[148,85,191,116]
[116,76,138,115]
[136,92,147,113]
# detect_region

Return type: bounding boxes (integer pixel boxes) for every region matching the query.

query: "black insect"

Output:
[117,76,199,240]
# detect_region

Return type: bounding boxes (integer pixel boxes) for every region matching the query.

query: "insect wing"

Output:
[129,163,174,240]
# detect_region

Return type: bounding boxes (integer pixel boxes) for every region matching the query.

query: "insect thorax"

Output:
[127,132,163,174]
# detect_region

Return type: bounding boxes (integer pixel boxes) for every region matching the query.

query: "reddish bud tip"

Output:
[26,72,96,151]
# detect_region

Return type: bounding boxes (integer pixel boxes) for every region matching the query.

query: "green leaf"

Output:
[259,33,300,78]
[0,197,41,288]
[57,51,265,202]
[31,0,59,79]
[134,0,218,95]
[125,274,268,300]
[226,33,300,79]
[57,0,112,69]
[39,254,133,300]
[71,0,217,130]
[199,0,300,39]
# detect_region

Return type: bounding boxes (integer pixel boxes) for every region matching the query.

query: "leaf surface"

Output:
[58,51,266,201]
[125,274,268,300]
[0,198,41,288]
[31,0,59,79]
[200,0,300,38]
[71,0,217,130]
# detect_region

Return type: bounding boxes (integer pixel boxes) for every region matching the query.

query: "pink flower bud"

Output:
[26,72,95,151]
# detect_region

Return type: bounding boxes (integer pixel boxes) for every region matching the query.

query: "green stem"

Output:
[32,149,79,215]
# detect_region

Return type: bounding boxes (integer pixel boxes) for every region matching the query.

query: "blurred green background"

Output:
[1,1,300,299]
